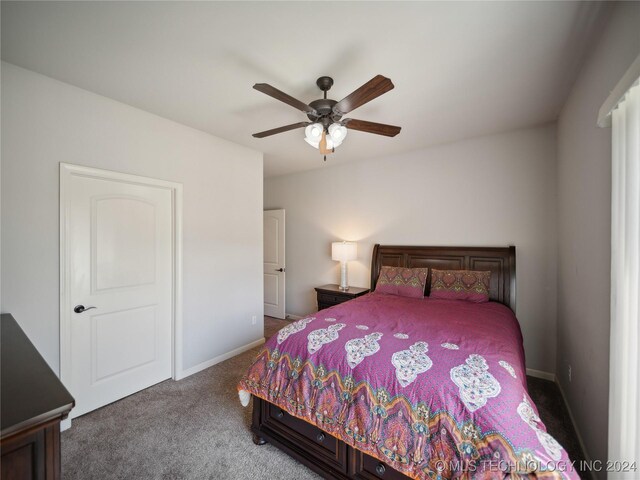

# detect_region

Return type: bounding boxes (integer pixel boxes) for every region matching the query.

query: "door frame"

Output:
[59,163,184,399]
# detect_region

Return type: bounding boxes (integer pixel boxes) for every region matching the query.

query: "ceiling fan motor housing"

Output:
[307,77,342,127]
[308,99,339,126]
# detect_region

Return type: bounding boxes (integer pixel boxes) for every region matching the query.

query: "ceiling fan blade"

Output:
[342,118,401,137]
[253,83,318,116]
[252,122,310,138]
[332,75,394,116]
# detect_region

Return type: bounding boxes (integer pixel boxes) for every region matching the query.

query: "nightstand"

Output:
[315,284,370,311]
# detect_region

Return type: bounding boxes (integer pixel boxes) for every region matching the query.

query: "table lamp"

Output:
[332,241,357,291]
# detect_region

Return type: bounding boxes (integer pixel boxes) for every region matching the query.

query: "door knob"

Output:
[74,305,96,314]
[275,268,285,272]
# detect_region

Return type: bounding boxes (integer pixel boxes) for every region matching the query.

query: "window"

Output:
[601,56,640,478]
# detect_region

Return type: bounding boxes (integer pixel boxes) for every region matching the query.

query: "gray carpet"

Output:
[62,317,320,480]
[526,376,587,477]
[62,317,586,479]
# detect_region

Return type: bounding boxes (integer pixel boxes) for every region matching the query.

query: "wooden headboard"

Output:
[370,244,516,311]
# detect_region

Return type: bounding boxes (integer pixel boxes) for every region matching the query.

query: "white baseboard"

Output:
[526,368,556,381]
[175,337,265,380]
[61,417,72,432]
[285,313,302,320]
[556,379,596,480]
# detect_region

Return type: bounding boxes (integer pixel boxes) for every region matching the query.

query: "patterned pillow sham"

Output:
[375,266,428,298]
[430,269,491,303]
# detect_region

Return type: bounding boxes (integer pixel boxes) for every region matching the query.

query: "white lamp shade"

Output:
[332,241,357,262]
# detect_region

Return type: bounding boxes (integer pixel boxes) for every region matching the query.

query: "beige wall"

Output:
[265,124,558,373]
[1,62,264,374]
[556,2,640,471]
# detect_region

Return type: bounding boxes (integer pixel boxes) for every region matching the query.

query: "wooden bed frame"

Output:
[251,244,516,479]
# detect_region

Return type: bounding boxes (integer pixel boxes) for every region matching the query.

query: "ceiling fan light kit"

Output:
[252,75,401,161]
[304,121,347,149]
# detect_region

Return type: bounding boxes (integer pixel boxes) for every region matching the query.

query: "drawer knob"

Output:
[376,463,386,476]
[276,410,284,419]
[316,432,325,443]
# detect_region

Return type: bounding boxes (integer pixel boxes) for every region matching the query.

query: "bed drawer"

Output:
[268,404,338,456]
[264,403,348,473]
[352,451,407,480]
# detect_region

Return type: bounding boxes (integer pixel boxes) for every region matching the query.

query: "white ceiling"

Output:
[1,1,609,177]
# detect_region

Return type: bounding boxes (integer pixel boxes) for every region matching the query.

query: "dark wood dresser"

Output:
[1,314,75,480]
[315,284,370,311]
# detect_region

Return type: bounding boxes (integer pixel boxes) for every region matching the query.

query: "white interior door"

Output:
[264,209,285,318]
[61,164,175,418]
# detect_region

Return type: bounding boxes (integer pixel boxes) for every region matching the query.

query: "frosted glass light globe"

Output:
[305,123,324,141]
[328,123,348,142]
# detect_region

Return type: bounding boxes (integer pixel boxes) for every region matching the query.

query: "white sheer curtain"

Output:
[608,78,640,478]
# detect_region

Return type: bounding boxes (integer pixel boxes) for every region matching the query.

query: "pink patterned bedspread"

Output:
[238,292,578,479]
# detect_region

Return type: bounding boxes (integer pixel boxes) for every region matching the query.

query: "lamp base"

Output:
[339,262,349,292]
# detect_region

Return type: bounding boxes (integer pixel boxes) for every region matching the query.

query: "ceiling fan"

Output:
[252,75,401,161]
